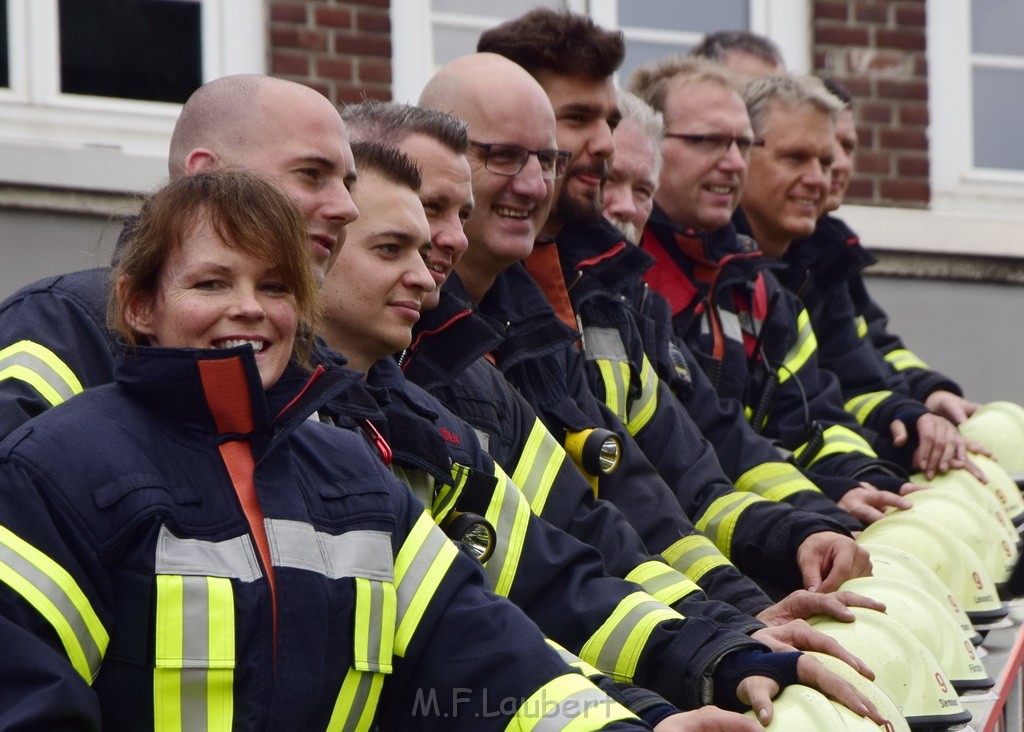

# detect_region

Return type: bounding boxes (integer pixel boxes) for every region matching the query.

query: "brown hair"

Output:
[477,8,624,81]
[110,170,321,365]
[343,101,469,155]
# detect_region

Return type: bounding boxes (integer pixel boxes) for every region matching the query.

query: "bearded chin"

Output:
[555,186,603,228]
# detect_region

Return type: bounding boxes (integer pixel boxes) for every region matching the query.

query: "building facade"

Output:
[1,0,1022,399]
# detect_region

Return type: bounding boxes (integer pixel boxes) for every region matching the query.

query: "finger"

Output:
[786,623,874,679]
[797,657,884,725]
[964,438,993,459]
[899,482,929,495]
[738,677,778,728]
[889,420,908,446]
[851,502,886,525]
[801,560,824,594]
[874,490,912,511]
[832,590,886,613]
[962,455,988,483]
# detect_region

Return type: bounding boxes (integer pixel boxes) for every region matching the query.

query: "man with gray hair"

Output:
[603,90,664,244]
[735,75,984,483]
[631,59,930,520]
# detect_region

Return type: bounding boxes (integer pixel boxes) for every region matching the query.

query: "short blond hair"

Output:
[628,55,742,114]
[743,75,843,136]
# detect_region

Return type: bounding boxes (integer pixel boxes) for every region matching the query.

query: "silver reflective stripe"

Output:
[479,469,529,596]
[474,428,490,453]
[582,327,629,362]
[181,576,210,731]
[719,310,743,342]
[265,519,393,581]
[530,685,623,732]
[155,525,261,582]
[0,533,105,680]
[593,596,667,675]
[0,341,83,406]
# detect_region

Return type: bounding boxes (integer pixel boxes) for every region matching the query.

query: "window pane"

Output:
[433,25,488,67]
[435,0,559,16]
[972,0,1024,56]
[619,0,747,33]
[972,67,1024,171]
[58,0,201,104]
[0,0,8,88]
[621,40,692,86]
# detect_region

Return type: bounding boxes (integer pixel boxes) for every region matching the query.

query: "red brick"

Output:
[357,8,391,33]
[898,103,929,126]
[813,50,830,69]
[857,126,876,147]
[358,59,392,84]
[317,57,353,81]
[271,27,299,47]
[897,155,930,177]
[814,0,849,20]
[304,81,331,98]
[315,7,352,28]
[815,25,871,46]
[853,150,891,174]
[854,2,889,24]
[858,101,893,124]
[895,4,926,26]
[880,127,928,150]
[333,34,391,57]
[876,29,926,51]
[913,56,928,77]
[347,0,389,7]
[334,84,391,104]
[271,52,310,76]
[269,3,307,23]
[877,79,927,100]
[840,77,871,98]
[880,179,930,203]
[273,27,328,52]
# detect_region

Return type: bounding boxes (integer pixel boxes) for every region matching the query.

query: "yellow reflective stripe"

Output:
[845,391,893,425]
[580,592,680,682]
[735,462,822,502]
[885,348,929,372]
[695,492,767,559]
[353,577,396,673]
[393,511,458,656]
[625,356,658,435]
[504,673,636,731]
[0,340,85,406]
[596,359,630,424]
[660,534,731,584]
[794,425,877,466]
[546,639,602,678]
[327,667,385,732]
[624,560,702,606]
[435,464,467,520]
[481,464,532,597]
[0,525,107,682]
[854,315,868,339]
[154,575,235,732]
[512,419,564,515]
[778,310,817,385]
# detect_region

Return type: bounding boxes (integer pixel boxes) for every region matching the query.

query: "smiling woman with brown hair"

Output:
[0,170,647,731]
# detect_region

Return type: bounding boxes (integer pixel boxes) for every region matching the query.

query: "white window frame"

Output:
[390,0,810,103]
[927,0,1024,216]
[0,0,265,195]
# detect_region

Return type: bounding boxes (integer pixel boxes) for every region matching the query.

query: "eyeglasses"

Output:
[469,141,572,179]
[663,132,763,157]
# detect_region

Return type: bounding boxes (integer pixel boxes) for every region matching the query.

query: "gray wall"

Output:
[1,208,122,299]
[865,275,1024,407]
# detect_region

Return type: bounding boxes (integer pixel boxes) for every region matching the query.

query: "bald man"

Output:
[0,75,359,439]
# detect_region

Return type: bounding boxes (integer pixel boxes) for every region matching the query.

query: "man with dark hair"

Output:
[690,30,785,78]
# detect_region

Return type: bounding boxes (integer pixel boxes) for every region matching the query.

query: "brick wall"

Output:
[812,0,929,208]
[267,0,393,106]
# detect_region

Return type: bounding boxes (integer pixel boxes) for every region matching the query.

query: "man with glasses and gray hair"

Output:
[631,58,929,521]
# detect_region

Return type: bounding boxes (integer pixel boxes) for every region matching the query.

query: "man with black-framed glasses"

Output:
[630,56,929,521]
